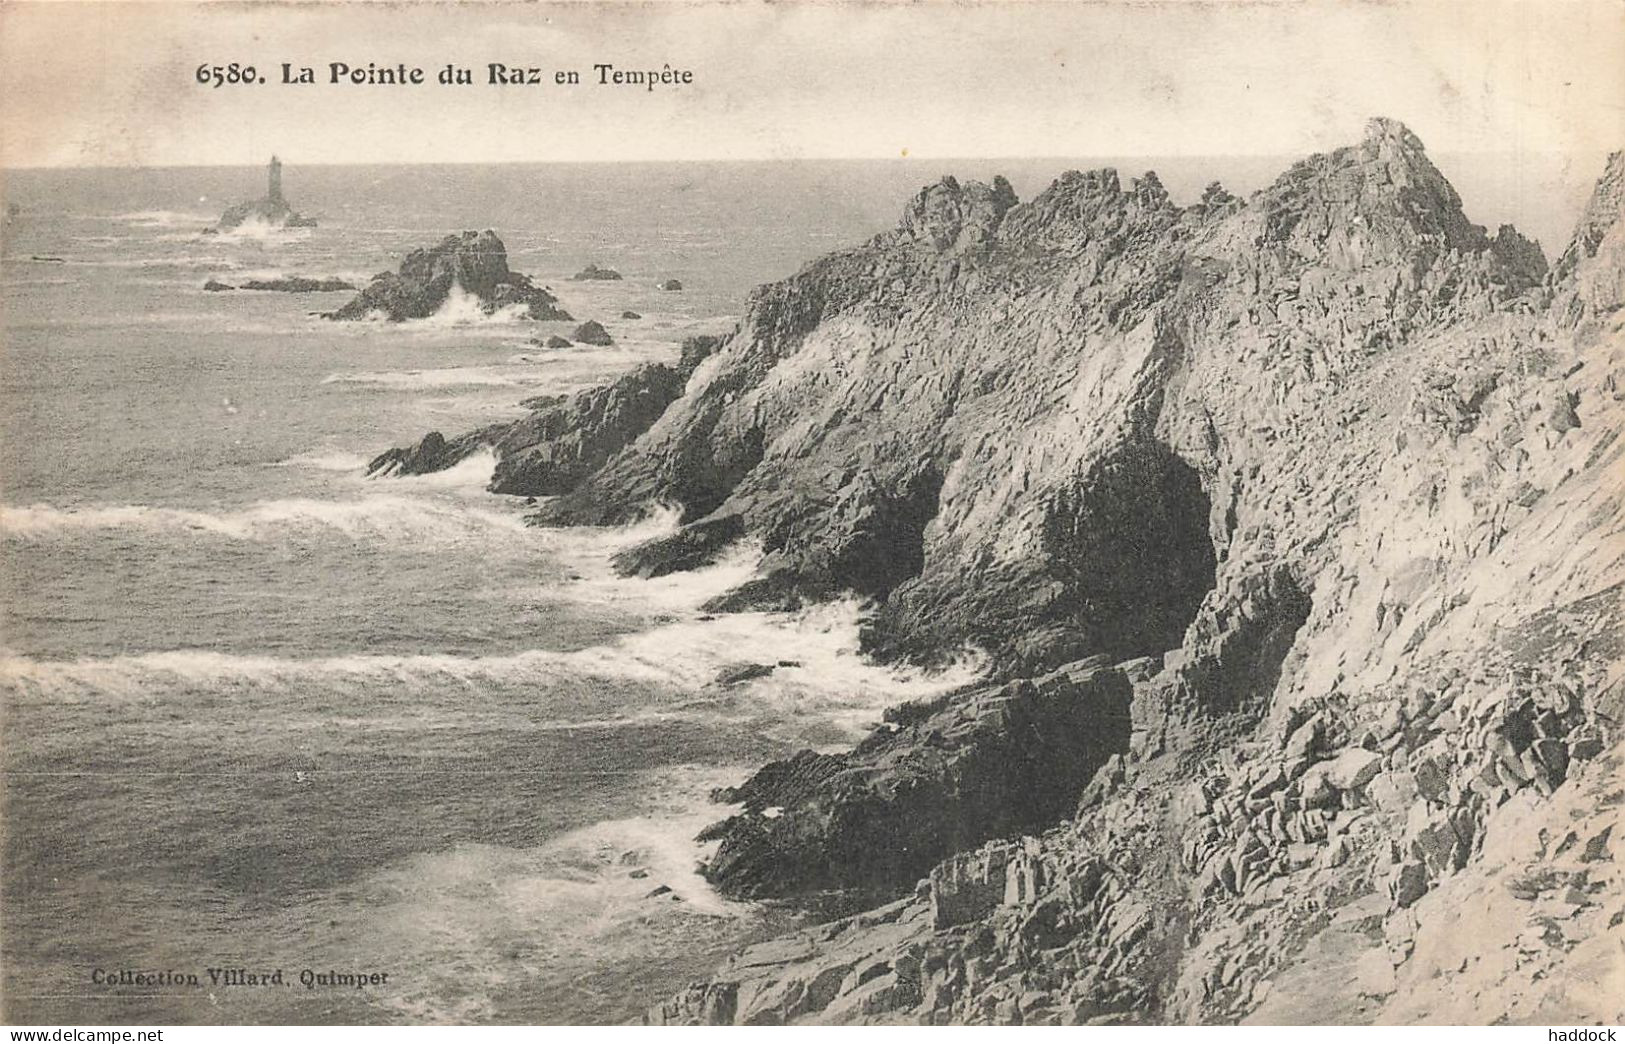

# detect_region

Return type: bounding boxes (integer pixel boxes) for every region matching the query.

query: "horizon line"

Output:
[2,147,1611,174]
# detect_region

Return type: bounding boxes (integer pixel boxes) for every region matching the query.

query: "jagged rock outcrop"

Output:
[619,120,1624,1024]
[326,231,571,321]
[366,429,491,479]
[697,661,1132,899]
[365,334,722,491]
[572,263,623,281]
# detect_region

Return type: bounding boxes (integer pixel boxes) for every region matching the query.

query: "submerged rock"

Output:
[239,276,356,293]
[325,230,571,322]
[660,278,684,291]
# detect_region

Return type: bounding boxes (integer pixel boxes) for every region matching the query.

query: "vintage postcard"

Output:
[1,0,1621,1028]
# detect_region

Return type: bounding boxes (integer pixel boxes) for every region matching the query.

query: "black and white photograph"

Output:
[0,0,1621,1029]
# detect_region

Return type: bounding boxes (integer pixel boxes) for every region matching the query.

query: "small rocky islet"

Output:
[367,118,1625,1025]
[324,229,571,322]
[205,155,317,233]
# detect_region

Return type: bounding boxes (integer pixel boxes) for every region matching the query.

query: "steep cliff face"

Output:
[585,120,1620,1024]
[327,230,570,321]
[537,119,1553,680]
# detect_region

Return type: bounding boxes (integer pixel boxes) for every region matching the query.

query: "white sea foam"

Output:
[357,763,757,1023]
[209,217,312,245]
[401,281,532,328]
[0,493,526,544]
[0,575,985,742]
[111,209,215,228]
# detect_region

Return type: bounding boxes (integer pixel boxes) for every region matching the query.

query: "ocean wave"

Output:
[111,209,215,228]
[0,582,985,741]
[35,256,234,271]
[208,217,313,244]
[357,764,757,1023]
[266,450,373,472]
[0,493,526,544]
[321,367,542,390]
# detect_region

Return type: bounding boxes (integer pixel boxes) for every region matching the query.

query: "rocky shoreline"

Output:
[371,119,1624,1024]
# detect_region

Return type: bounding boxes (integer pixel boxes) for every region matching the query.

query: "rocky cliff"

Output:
[382,119,1624,1023]
[327,230,571,321]
[629,119,1624,1025]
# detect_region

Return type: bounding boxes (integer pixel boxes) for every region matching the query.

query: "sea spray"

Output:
[0,494,529,545]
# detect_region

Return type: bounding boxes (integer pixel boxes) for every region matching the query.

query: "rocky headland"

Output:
[374,119,1624,1024]
[325,230,571,322]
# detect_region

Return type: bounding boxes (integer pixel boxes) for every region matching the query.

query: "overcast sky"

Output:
[2,0,1621,168]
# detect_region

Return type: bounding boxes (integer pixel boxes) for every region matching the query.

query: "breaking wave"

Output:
[357,764,759,1023]
[408,281,533,327]
[0,493,526,544]
[0,588,986,748]
[111,209,215,228]
[267,450,373,472]
[321,368,539,390]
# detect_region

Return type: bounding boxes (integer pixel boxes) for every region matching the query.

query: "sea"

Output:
[0,155,1596,1024]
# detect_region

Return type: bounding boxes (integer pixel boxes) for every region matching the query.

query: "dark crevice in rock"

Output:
[717,465,948,615]
[668,424,767,524]
[1183,565,1315,719]
[866,442,1218,677]
[1043,442,1217,661]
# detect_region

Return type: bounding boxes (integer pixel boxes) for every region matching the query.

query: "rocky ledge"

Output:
[365,334,721,495]
[639,122,1623,1025]
[698,660,1132,899]
[207,198,317,233]
[204,276,355,293]
[326,230,571,321]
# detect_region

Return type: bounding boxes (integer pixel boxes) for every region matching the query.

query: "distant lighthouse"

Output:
[268,155,284,204]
